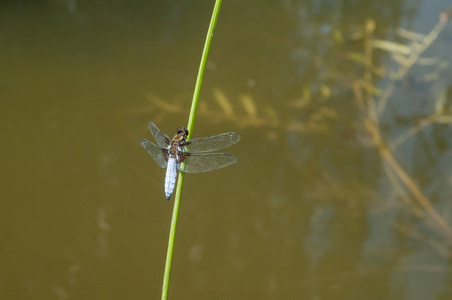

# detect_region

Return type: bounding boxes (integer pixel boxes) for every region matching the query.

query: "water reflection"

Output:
[304,206,335,268]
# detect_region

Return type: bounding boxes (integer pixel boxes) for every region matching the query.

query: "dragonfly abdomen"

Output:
[165,158,178,200]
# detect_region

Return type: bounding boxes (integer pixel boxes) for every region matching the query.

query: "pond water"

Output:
[2,0,452,299]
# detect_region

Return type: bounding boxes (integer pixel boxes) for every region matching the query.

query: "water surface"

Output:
[2,0,452,299]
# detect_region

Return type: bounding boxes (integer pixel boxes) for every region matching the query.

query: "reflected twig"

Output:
[376,20,447,115]
[383,163,425,220]
[358,91,452,239]
[140,89,338,135]
[353,15,452,241]
[391,113,452,149]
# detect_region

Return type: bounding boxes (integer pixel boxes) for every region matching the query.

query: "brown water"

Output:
[2,1,452,299]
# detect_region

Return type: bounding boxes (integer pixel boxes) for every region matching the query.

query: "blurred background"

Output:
[2,0,452,299]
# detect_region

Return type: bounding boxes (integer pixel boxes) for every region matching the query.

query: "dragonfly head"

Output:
[175,127,189,139]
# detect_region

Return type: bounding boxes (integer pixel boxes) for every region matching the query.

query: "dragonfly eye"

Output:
[176,127,189,137]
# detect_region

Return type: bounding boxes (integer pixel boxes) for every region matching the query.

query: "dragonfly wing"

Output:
[188,132,240,153]
[177,153,237,173]
[147,122,171,148]
[141,139,168,168]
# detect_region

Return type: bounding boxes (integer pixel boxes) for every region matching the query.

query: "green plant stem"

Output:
[161,1,222,299]
[186,0,222,136]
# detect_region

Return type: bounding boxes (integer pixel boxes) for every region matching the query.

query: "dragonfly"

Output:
[141,122,241,200]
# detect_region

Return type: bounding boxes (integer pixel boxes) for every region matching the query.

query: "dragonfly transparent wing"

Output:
[177,153,237,173]
[141,139,168,168]
[187,132,240,153]
[147,122,171,148]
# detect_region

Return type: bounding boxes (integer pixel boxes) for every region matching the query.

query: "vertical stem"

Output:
[186,0,223,137]
[161,1,223,299]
